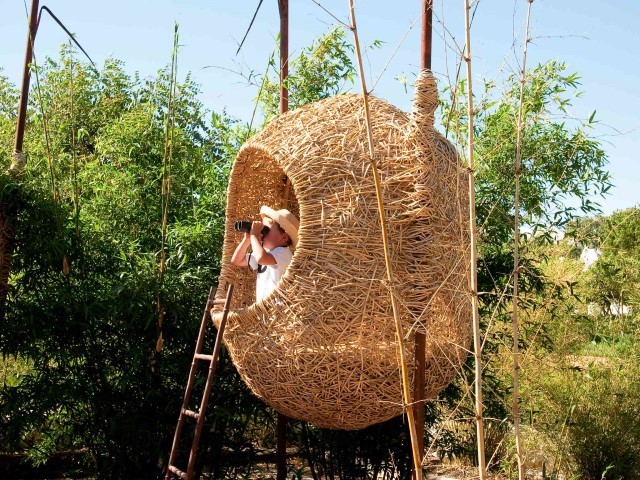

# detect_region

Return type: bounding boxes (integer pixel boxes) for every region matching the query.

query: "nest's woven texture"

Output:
[213,70,471,430]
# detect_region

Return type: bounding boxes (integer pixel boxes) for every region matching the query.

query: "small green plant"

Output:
[533,361,640,480]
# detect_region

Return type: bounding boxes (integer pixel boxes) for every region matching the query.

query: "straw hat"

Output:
[260,205,299,248]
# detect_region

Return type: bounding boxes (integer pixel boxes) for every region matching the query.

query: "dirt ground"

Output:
[426,465,509,479]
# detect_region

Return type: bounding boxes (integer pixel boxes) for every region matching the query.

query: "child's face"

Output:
[262,217,289,249]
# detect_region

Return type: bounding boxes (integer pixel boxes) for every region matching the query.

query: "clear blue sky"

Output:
[1,0,638,214]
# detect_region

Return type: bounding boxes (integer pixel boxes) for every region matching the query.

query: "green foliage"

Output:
[531,360,640,480]
[442,63,611,345]
[442,61,611,246]
[0,45,254,478]
[0,71,19,162]
[574,207,640,313]
[435,62,612,472]
[508,209,640,480]
[0,355,32,388]
[258,27,355,122]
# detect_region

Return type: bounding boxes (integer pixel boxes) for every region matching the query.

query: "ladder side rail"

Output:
[186,284,234,479]
[166,286,216,479]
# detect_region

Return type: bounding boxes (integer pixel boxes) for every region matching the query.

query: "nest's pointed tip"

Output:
[408,69,438,137]
[412,69,438,118]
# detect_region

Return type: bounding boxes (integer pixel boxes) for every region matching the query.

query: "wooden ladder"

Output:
[165,284,234,480]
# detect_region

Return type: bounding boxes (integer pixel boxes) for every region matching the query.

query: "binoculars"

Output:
[234,220,270,237]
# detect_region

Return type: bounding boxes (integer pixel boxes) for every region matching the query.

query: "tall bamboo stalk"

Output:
[513,2,534,478]
[462,1,487,478]
[347,1,422,477]
[67,42,78,276]
[154,24,179,370]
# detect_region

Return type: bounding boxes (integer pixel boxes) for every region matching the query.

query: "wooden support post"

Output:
[413,2,433,477]
[276,412,287,480]
[413,331,426,477]
[278,0,289,114]
[14,0,40,156]
[420,0,432,70]
[276,2,289,480]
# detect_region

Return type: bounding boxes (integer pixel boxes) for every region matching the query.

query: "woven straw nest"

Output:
[213,70,471,430]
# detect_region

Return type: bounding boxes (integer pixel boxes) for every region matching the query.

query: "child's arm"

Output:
[249,221,277,266]
[230,234,251,267]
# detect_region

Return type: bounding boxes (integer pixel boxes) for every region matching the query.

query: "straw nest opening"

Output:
[213,70,472,430]
[218,145,300,308]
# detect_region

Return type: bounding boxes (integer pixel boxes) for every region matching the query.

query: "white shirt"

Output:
[247,246,293,302]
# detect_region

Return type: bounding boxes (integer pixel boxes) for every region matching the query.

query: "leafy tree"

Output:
[573,207,640,313]
[490,213,639,478]
[424,61,610,469]
[442,62,611,244]
[258,26,356,122]
[0,45,253,478]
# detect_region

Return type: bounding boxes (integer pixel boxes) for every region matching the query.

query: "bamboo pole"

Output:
[347,1,422,477]
[154,24,179,373]
[462,0,487,478]
[13,0,94,164]
[513,2,534,478]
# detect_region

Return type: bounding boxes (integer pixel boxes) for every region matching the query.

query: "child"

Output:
[230,206,299,302]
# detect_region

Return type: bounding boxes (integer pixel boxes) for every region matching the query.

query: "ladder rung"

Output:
[211,298,227,306]
[194,353,214,362]
[168,464,187,479]
[182,408,199,420]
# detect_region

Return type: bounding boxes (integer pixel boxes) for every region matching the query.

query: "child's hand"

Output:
[250,220,264,237]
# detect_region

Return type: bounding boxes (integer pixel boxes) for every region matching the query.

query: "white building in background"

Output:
[588,303,633,316]
[610,303,631,316]
[580,246,601,270]
[580,246,632,317]
[521,225,565,243]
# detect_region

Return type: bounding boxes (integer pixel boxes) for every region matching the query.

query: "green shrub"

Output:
[534,359,640,479]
